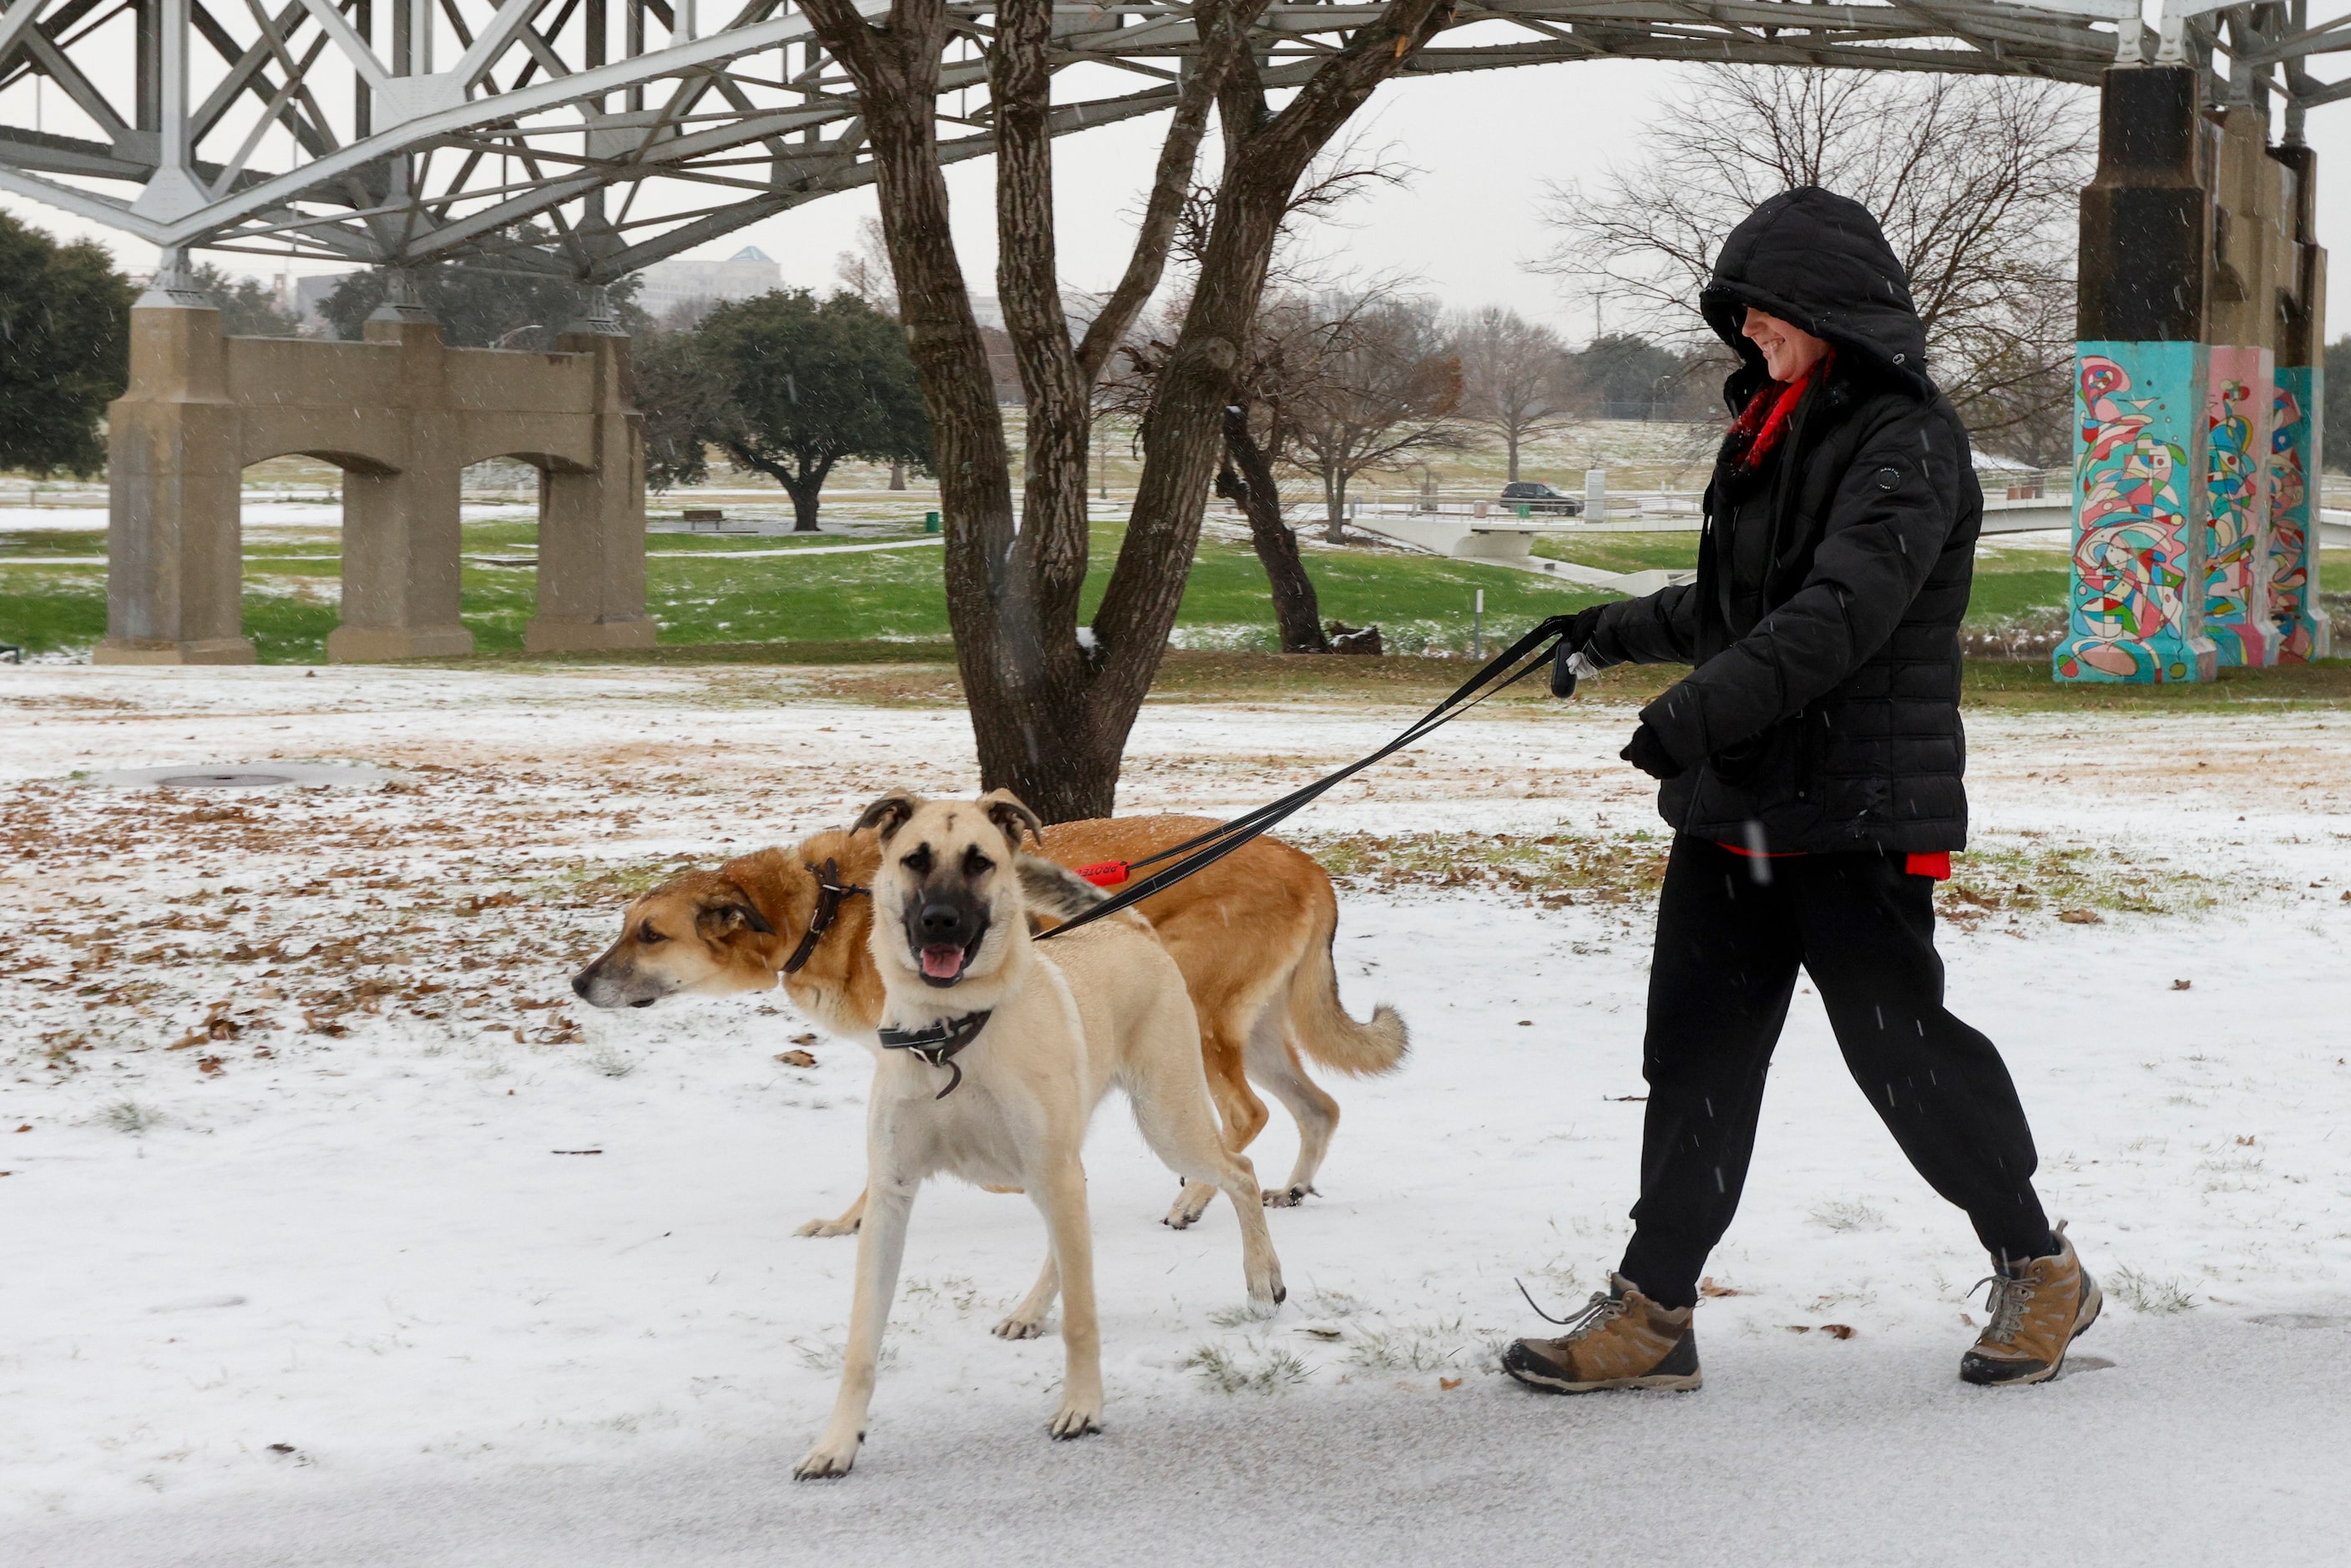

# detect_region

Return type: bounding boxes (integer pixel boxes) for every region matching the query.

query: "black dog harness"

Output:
[876,1010,993,1099]
[781,858,868,975]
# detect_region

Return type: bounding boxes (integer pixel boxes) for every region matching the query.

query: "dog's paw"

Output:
[795,1216,861,1239]
[992,1312,1049,1340]
[1047,1402,1103,1441]
[1245,1269,1287,1314]
[1261,1184,1316,1208]
[793,1435,861,1480]
[1162,1183,1216,1230]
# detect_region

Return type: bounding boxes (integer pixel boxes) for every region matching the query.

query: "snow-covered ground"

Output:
[3,665,2348,1565]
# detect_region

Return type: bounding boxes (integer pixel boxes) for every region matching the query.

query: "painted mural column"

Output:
[2201,108,2285,667]
[2056,63,2216,684]
[2269,140,2329,662]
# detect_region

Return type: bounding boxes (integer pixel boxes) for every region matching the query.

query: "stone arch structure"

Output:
[96,293,655,664]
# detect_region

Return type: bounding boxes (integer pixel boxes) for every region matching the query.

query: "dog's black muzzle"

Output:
[905,884,990,988]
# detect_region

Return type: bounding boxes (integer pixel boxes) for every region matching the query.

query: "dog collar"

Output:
[877,1009,993,1100]
[781,858,868,975]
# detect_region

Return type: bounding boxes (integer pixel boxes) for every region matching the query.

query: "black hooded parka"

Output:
[1585,186,1981,855]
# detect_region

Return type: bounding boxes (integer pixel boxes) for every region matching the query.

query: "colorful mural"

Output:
[2201,346,2276,666]
[2055,344,2215,684]
[2268,367,2323,664]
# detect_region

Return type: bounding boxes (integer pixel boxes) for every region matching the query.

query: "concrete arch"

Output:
[459,447,596,477]
[265,449,404,477]
[97,301,653,664]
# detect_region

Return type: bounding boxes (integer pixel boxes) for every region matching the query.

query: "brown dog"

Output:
[573,814,1407,1230]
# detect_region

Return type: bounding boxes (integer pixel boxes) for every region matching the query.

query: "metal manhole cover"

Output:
[83,762,393,791]
[154,771,296,789]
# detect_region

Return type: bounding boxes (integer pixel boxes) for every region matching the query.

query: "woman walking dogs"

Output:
[1504,188,2098,1396]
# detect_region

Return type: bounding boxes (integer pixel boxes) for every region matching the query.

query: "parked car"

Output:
[1500,481,1581,517]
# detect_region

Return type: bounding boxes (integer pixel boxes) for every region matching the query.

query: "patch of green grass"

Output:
[1962,568,2071,627]
[1303,825,2220,923]
[1529,531,1701,574]
[1940,837,2217,919]
[1301,828,1671,905]
[1963,657,2351,711]
[1182,1340,1312,1394]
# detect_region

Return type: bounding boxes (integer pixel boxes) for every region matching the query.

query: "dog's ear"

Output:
[980,789,1044,851]
[695,888,775,939]
[854,789,919,842]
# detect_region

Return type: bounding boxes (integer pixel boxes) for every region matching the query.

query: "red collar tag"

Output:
[1073,860,1130,888]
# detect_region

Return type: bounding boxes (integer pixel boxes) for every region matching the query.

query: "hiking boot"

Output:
[1503,1275,1701,1393]
[1960,1223,2101,1387]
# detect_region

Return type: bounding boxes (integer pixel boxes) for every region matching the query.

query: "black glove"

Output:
[1620,724,1686,781]
[1547,604,1613,699]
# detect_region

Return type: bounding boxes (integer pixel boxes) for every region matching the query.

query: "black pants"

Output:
[1616,837,2052,1309]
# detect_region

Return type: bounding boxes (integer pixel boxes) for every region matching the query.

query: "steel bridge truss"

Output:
[0,0,2344,283]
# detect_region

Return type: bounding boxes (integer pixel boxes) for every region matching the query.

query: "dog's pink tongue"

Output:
[920,944,964,980]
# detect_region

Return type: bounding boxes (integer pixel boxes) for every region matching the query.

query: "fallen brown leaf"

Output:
[791,1032,818,1045]
[1820,1323,1856,1339]
[197,1055,224,1075]
[2057,908,2104,925]
[2172,979,2192,990]
[776,1049,817,1068]
[1438,1377,1462,1390]
[1698,1277,1742,1297]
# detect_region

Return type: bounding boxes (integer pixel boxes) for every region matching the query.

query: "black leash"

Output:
[876,1009,993,1098]
[1038,614,1585,944]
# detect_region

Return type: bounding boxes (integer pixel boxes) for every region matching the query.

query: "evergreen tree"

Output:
[695,289,931,530]
[0,212,134,478]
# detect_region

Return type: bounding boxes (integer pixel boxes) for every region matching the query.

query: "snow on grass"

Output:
[3,665,2350,1562]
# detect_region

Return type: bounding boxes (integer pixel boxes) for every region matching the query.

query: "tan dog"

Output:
[573,814,1406,1229]
[786,789,1282,1479]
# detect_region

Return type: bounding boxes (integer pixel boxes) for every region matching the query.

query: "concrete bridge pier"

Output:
[327,307,473,663]
[530,311,656,655]
[95,276,655,665]
[2058,62,2329,683]
[99,281,259,664]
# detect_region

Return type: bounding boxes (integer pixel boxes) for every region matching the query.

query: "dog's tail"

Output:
[1285,890,1408,1077]
[1016,854,1110,925]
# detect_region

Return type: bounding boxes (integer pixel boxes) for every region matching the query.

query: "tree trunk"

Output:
[888,458,907,491]
[1216,405,1327,652]
[1506,431,1521,483]
[784,470,827,531]
[1321,466,1346,544]
[803,0,1449,821]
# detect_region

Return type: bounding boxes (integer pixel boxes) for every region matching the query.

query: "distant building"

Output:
[296,272,346,327]
[635,246,783,316]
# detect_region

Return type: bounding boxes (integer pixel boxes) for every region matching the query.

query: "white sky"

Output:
[11,54,2351,343]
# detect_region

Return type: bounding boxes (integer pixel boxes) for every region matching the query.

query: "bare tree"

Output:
[834,215,897,313]
[1455,306,1573,481]
[1099,149,1418,654]
[1535,66,2091,459]
[1287,294,1470,541]
[797,0,1453,820]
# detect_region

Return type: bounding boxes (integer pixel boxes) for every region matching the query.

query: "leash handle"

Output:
[1550,645,1600,700]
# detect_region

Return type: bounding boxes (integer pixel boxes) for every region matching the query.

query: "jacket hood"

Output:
[1701,187,1930,406]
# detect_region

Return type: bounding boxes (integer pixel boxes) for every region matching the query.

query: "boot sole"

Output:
[1962,1278,2104,1388]
[1505,1366,1703,1395]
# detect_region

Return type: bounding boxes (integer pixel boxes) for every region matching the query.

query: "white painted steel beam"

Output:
[0,0,2340,281]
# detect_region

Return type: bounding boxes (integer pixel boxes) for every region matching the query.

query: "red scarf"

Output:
[1723,352,1831,478]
